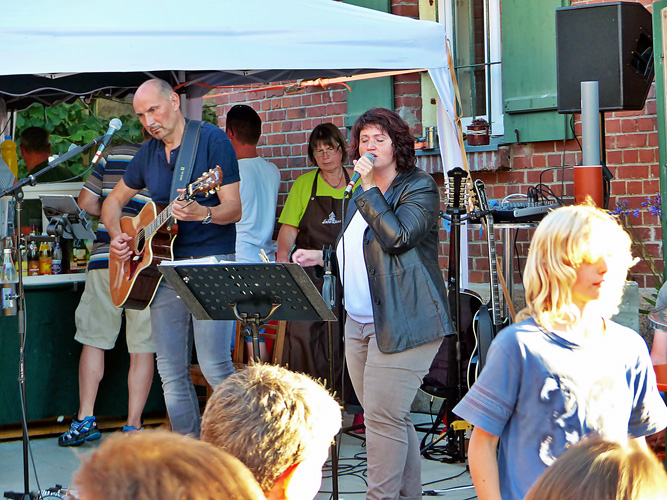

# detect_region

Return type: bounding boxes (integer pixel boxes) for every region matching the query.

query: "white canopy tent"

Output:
[0,0,461,169]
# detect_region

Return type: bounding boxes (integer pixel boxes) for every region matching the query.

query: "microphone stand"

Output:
[321,245,339,500]
[439,206,476,462]
[1,137,101,500]
[0,137,102,199]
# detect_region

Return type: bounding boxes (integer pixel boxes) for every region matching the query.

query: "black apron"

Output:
[282,169,349,391]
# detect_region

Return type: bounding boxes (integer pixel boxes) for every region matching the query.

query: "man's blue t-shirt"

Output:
[123,122,240,258]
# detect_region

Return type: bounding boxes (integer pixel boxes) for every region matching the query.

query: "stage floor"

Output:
[0,412,476,500]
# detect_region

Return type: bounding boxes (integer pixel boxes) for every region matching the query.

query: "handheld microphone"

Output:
[344,152,374,197]
[91,118,122,166]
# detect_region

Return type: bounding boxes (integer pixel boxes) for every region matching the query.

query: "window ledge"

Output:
[463,135,506,153]
[415,148,441,156]
[415,136,510,174]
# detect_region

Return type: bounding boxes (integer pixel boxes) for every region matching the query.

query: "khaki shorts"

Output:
[74,268,154,353]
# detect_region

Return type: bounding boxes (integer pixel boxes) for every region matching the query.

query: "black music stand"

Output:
[158,261,342,497]
[158,262,337,361]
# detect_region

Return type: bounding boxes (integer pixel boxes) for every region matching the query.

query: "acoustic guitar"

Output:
[109,167,222,310]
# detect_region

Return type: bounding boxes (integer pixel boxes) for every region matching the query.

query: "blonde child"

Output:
[454,204,667,500]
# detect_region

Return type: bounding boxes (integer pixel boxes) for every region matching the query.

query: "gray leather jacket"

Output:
[338,168,454,353]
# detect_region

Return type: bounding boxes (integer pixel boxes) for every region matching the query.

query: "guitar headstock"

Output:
[446,167,474,212]
[186,166,223,199]
[473,179,491,213]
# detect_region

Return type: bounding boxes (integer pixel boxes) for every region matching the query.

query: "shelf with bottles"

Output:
[2,183,91,287]
[23,233,89,279]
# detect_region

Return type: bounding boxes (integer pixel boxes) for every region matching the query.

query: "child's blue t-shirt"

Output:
[454,317,667,500]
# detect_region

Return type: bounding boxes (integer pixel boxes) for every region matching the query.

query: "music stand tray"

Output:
[159,262,336,361]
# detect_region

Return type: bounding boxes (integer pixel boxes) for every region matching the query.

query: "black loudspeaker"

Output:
[556,2,654,113]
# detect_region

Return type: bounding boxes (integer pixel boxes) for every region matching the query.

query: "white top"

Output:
[235,157,281,263]
[337,210,373,324]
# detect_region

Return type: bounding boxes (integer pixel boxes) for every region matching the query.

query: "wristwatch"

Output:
[201,207,212,225]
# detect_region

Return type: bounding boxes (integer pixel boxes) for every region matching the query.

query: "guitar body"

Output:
[423,289,482,391]
[468,304,494,388]
[109,201,177,310]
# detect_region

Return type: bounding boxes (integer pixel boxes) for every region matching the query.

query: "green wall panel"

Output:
[653,0,667,269]
[343,0,394,128]
[502,0,572,143]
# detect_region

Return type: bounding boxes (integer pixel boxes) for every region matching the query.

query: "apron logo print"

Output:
[322,212,341,225]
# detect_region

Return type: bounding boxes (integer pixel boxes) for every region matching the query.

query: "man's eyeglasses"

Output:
[313,146,340,158]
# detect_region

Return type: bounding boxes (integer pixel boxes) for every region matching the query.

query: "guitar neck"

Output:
[144,200,176,241]
[485,219,503,327]
[474,179,503,329]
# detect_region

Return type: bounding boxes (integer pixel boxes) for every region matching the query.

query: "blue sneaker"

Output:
[122,425,144,433]
[58,415,101,447]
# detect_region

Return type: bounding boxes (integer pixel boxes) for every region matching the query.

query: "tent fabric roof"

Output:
[0,0,462,181]
[0,0,448,108]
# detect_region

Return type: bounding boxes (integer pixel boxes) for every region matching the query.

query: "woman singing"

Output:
[293,108,454,499]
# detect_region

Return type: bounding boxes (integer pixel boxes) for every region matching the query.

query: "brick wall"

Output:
[212,0,663,294]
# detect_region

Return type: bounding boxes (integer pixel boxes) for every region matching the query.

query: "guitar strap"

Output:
[169,119,204,202]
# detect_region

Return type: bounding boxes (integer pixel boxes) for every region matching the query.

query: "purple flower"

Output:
[610,200,639,218]
[642,194,662,218]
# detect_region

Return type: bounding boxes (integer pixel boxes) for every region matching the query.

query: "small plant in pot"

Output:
[467,118,490,146]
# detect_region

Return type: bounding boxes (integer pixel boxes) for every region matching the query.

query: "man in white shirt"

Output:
[226,105,281,263]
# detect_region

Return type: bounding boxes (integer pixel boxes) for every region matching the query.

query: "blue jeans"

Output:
[149,269,235,436]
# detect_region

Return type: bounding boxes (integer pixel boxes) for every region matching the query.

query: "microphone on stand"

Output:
[90,118,122,166]
[344,152,374,197]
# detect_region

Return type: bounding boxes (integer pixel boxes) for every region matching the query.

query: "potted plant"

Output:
[467,118,490,146]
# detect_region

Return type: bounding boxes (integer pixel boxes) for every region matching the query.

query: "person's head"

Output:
[516,204,636,328]
[19,127,51,168]
[72,430,265,500]
[226,104,262,147]
[349,108,415,174]
[307,123,348,168]
[524,435,667,500]
[201,364,342,500]
[133,78,183,143]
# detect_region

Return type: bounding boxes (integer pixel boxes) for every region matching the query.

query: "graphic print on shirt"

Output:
[538,375,581,466]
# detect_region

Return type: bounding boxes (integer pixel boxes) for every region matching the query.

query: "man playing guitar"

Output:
[102,78,241,436]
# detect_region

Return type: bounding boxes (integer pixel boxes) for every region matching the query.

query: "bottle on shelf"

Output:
[20,243,28,278]
[70,239,88,273]
[27,239,39,276]
[1,136,18,177]
[39,238,52,275]
[52,239,63,275]
[1,248,18,316]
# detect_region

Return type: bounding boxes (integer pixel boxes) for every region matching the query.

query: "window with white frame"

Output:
[442,0,502,136]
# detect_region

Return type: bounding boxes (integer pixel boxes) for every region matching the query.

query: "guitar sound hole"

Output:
[136,234,145,254]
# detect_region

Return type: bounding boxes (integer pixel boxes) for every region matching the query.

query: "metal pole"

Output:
[576,81,604,206]
[581,81,600,166]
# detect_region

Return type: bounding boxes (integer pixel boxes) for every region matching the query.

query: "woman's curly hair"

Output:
[349,108,416,173]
